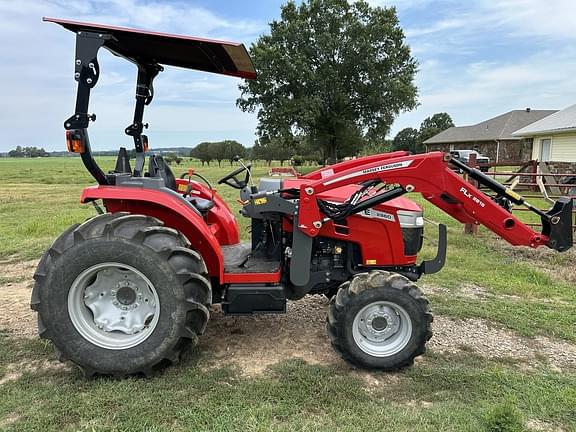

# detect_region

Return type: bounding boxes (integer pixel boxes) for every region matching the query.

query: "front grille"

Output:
[402,227,423,256]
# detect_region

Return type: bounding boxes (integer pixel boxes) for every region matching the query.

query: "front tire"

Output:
[31,213,211,377]
[327,271,432,370]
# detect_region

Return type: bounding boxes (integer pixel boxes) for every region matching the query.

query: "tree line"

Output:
[392,112,454,154]
[189,139,323,167]
[8,146,49,157]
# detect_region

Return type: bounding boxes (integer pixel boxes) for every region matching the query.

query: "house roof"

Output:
[512,104,576,137]
[424,109,557,144]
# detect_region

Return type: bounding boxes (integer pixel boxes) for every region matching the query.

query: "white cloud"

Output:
[392,46,576,133]
[479,0,576,41]
[388,0,576,136]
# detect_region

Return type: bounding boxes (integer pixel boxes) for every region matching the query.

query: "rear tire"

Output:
[31,212,211,377]
[327,271,432,370]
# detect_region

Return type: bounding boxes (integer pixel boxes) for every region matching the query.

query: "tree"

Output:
[191,142,213,166]
[294,136,323,165]
[209,142,227,167]
[418,112,454,146]
[163,152,182,165]
[361,138,393,156]
[267,139,294,166]
[221,140,246,166]
[237,0,418,163]
[252,137,295,166]
[8,146,48,157]
[392,127,419,153]
[8,146,24,157]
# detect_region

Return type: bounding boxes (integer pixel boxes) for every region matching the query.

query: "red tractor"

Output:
[33,18,573,377]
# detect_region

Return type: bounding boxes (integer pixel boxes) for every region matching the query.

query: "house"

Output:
[424,108,557,162]
[512,104,576,166]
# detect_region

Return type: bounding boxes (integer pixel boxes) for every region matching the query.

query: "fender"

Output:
[81,185,225,280]
[175,178,241,246]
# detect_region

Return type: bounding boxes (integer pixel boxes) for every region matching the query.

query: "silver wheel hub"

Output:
[352,301,412,357]
[68,263,160,350]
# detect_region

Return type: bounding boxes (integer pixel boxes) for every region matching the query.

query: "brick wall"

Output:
[426,139,533,162]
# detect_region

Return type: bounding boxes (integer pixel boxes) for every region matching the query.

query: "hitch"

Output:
[542,197,574,252]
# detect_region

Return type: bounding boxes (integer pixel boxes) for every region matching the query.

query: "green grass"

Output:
[0,157,287,259]
[1,156,575,431]
[0,334,575,432]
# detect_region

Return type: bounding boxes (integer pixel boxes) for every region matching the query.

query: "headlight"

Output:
[397,210,424,228]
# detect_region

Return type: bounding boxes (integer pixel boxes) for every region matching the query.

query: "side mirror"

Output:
[233,155,241,162]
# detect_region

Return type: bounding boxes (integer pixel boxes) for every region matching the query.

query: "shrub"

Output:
[482,399,525,432]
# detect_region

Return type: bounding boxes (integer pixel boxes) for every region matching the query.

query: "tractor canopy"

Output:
[46,17,256,185]
[43,17,256,79]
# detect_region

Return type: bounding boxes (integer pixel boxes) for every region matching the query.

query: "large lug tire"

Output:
[30,212,211,377]
[327,271,433,371]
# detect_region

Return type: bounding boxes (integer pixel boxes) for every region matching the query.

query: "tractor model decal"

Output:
[360,208,395,222]
[459,186,486,208]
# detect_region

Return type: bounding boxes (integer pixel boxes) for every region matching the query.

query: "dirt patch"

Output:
[429,316,576,370]
[0,360,70,385]
[0,259,38,281]
[424,282,573,306]
[200,299,576,374]
[0,260,38,338]
[1,259,575,375]
[526,419,566,432]
[200,296,344,376]
[490,239,576,285]
[0,413,21,429]
[526,419,564,432]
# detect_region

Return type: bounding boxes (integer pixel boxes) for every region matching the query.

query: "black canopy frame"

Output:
[45,17,256,184]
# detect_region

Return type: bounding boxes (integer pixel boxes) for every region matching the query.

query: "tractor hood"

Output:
[44,17,256,79]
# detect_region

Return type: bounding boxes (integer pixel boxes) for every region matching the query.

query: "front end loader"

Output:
[32,18,573,377]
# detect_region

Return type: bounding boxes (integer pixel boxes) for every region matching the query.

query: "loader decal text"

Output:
[459,187,486,208]
[323,160,413,186]
[361,160,413,175]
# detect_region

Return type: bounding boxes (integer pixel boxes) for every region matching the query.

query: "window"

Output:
[540,138,551,162]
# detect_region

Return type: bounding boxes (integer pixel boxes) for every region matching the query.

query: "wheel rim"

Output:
[352,301,413,357]
[68,262,160,350]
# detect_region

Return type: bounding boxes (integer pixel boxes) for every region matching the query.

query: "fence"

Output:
[463,154,576,243]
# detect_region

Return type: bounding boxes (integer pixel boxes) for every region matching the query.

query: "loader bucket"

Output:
[542,197,573,252]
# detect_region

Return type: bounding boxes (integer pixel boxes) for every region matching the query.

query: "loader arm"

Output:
[297,151,573,252]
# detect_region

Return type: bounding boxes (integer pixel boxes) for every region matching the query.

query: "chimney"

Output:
[526,107,531,112]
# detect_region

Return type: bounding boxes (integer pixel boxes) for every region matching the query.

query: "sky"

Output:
[0,0,575,152]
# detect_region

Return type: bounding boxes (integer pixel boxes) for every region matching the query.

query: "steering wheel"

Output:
[217,163,251,189]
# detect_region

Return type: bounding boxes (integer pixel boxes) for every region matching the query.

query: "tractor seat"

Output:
[148,155,177,191]
[187,197,214,214]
